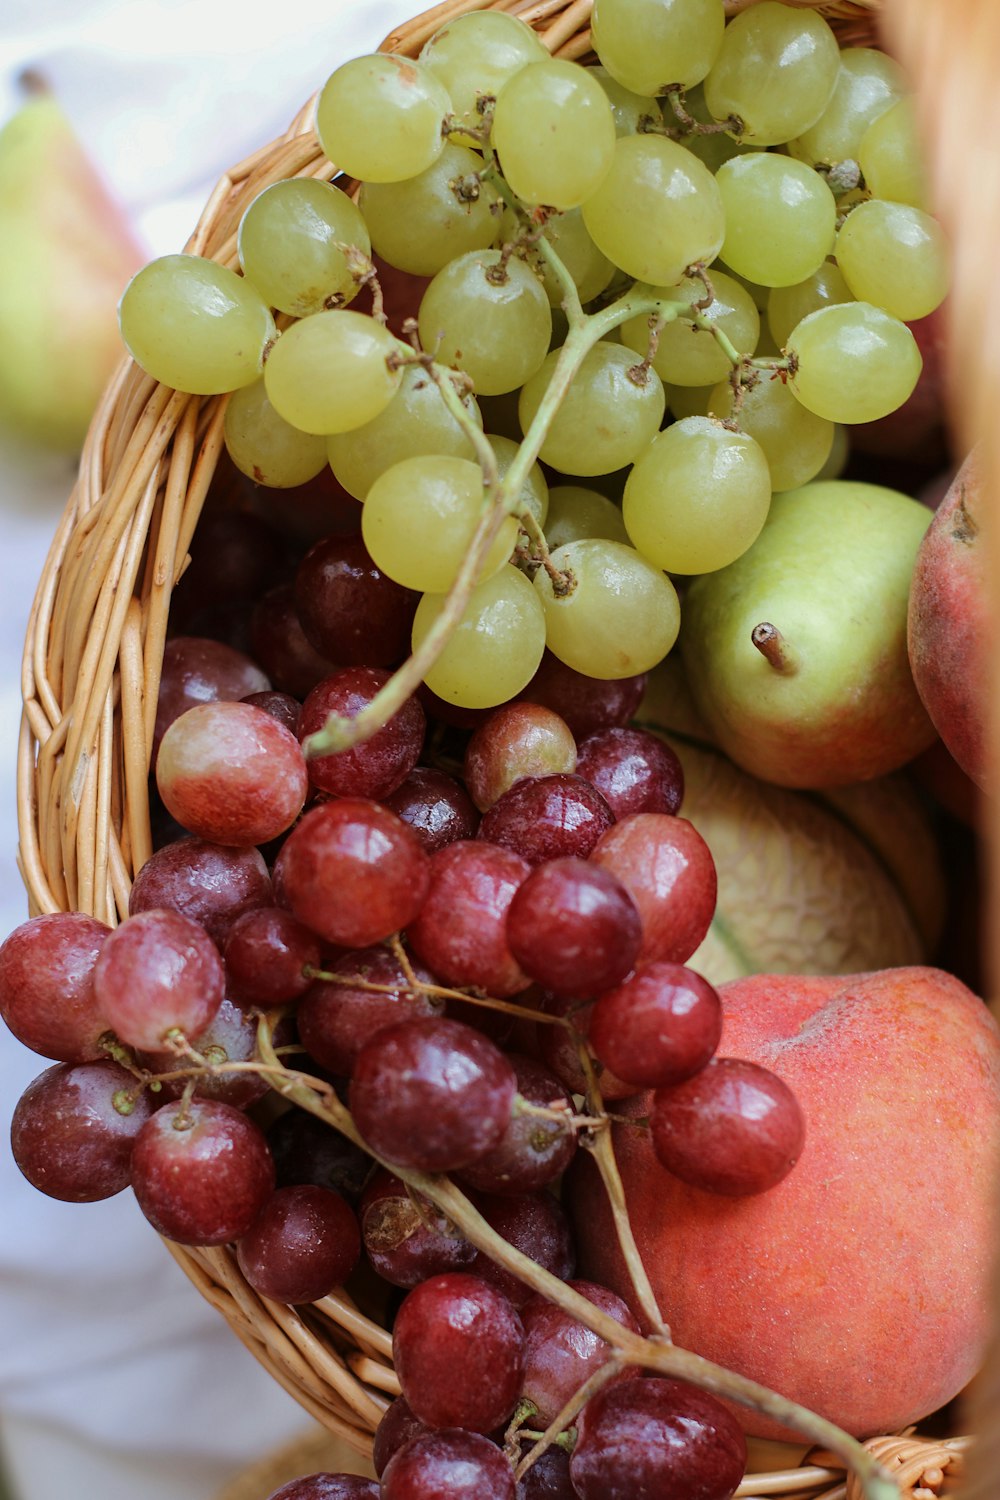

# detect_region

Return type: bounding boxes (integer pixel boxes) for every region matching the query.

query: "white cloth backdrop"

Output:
[0,2,424,1495]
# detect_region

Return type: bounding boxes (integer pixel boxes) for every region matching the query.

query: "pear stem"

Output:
[752,622,798,675]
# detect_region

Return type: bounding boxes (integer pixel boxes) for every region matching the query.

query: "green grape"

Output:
[582,134,725,287]
[486,434,549,528]
[675,83,752,173]
[787,302,922,424]
[587,65,663,138]
[544,485,629,550]
[619,269,759,386]
[835,199,948,323]
[708,373,834,492]
[492,60,616,211]
[623,417,771,574]
[118,254,275,395]
[666,383,715,419]
[326,362,482,499]
[362,454,518,593]
[420,11,548,143]
[237,179,371,318]
[788,48,905,167]
[518,342,665,477]
[533,209,616,308]
[534,539,680,678]
[413,564,546,708]
[591,0,725,95]
[263,310,402,435]
[359,144,501,277]
[858,96,928,209]
[717,154,836,288]
[316,54,451,184]
[224,379,329,488]
[418,249,551,396]
[717,262,770,312]
[767,262,854,348]
[703,2,840,147]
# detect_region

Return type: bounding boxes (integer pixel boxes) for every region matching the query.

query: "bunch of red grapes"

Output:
[3,491,805,1500]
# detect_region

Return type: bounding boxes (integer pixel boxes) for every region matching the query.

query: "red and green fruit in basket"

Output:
[1,3,988,1499]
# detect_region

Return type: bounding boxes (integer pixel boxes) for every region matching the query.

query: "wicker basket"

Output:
[16,1,1000,1496]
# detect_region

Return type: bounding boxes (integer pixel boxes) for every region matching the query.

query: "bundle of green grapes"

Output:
[117,0,945,743]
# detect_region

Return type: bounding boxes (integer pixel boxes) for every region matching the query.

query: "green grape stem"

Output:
[303,243,788,760]
[252,1014,899,1500]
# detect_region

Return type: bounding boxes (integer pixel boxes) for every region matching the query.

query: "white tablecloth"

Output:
[0,3,422,1495]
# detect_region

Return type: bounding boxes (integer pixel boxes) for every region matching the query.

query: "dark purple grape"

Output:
[570,1376,747,1500]
[138,995,269,1110]
[505,858,641,998]
[464,703,577,812]
[575,727,684,819]
[349,1017,516,1174]
[276,800,430,949]
[406,840,531,998]
[267,1110,371,1205]
[478,776,615,866]
[589,964,722,1090]
[236,1184,360,1303]
[455,1055,577,1197]
[469,1191,575,1309]
[372,1396,432,1478]
[651,1058,806,1197]
[516,1446,576,1500]
[250,583,338,699]
[521,654,647,739]
[360,1169,475,1288]
[381,1430,515,1500]
[223,907,322,1007]
[392,1273,525,1432]
[294,532,417,667]
[535,994,636,1104]
[242,689,302,737]
[131,1097,275,1245]
[264,1474,379,1499]
[384,766,479,852]
[11,1060,154,1202]
[297,948,442,1078]
[154,636,269,754]
[0,912,111,1063]
[299,667,425,799]
[93,908,225,1051]
[170,510,288,621]
[519,1280,640,1423]
[129,836,272,948]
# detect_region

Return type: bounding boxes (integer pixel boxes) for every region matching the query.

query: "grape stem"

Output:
[252,1015,899,1500]
[303,248,788,761]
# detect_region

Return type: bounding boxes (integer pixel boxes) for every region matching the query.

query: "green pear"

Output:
[0,83,145,453]
[680,479,936,787]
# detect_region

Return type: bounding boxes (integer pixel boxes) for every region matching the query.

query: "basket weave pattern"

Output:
[16,1,997,1494]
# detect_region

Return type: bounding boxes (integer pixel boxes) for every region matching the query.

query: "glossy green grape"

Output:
[316,54,452,183]
[708,373,834,492]
[413,564,547,707]
[787,302,922,424]
[591,0,725,96]
[418,250,551,396]
[767,262,855,348]
[518,342,666,477]
[359,144,501,277]
[835,199,948,323]
[789,47,905,167]
[534,539,681,678]
[420,10,548,142]
[224,379,328,488]
[237,179,371,317]
[703,1,840,146]
[717,154,836,288]
[492,59,616,210]
[619,270,759,386]
[544,485,629,550]
[263,310,402,435]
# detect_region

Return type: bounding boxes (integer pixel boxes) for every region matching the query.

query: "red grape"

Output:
[11,1060,154,1202]
[536,994,636,1103]
[651,1057,806,1196]
[294,532,417,667]
[297,947,442,1078]
[478,775,615,865]
[575,727,683,819]
[156,700,308,846]
[588,964,722,1089]
[129,836,272,947]
[516,1447,576,1500]
[170,510,288,622]
[264,1475,378,1499]
[154,635,269,753]
[236,1184,360,1303]
[381,1430,515,1500]
[267,1109,371,1205]
[505,858,641,998]
[93,908,225,1050]
[299,667,425,799]
[372,1396,432,1478]
[242,689,303,737]
[406,840,531,998]
[349,1016,516,1173]
[570,1376,747,1500]
[521,653,647,739]
[590,814,717,966]
[131,1097,275,1245]
[384,765,479,853]
[138,994,269,1110]
[360,1169,475,1288]
[250,583,337,699]
[455,1055,577,1197]
[0,912,111,1063]
[276,800,430,948]
[469,1190,575,1308]
[392,1273,525,1432]
[519,1279,640,1423]
[464,704,577,813]
[223,907,322,1006]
